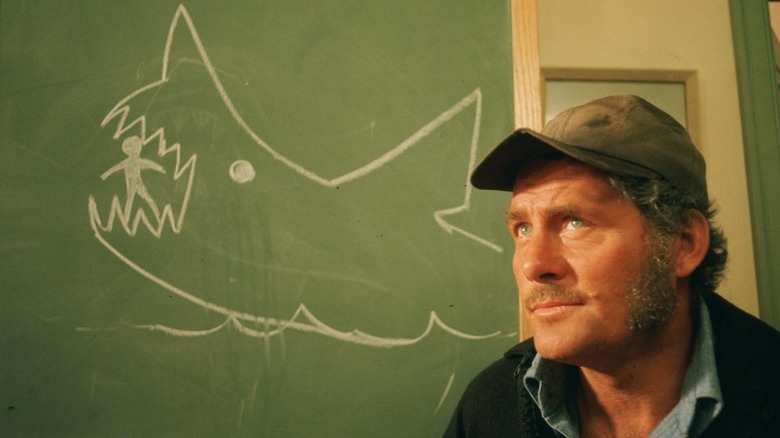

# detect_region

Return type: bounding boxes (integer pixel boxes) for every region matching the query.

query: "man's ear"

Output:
[674,210,710,278]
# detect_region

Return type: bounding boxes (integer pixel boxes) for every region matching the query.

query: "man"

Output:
[445,95,780,437]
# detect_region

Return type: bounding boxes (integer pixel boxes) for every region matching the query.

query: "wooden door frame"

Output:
[510,0,541,339]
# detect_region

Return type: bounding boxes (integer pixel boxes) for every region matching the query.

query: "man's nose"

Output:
[516,231,567,283]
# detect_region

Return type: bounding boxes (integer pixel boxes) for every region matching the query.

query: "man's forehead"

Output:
[511,156,610,191]
[508,157,632,211]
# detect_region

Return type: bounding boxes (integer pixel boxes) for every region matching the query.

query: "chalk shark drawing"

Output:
[84,4,510,349]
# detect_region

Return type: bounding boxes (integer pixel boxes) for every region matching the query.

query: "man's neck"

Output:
[575,304,695,438]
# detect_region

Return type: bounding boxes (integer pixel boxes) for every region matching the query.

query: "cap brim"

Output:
[470,128,658,191]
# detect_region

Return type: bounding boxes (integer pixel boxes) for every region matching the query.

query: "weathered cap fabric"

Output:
[470,94,708,206]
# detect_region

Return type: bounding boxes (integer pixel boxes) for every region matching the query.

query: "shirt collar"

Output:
[651,297,722,437]
[523,297,723,438]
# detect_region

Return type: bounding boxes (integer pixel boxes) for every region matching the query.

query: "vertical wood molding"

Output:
[511,0,543,131]
[729,0,780,330]
[511,0,542,339]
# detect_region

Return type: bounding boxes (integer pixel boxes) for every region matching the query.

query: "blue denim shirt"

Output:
[523,299,723,437]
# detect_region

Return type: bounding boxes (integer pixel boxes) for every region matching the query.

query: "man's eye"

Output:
[516,224,532,237]
[568,217,585,229]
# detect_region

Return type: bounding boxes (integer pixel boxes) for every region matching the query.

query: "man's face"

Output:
[507,158,679,367]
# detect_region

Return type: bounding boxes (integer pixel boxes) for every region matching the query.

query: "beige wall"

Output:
[537,0,759,314]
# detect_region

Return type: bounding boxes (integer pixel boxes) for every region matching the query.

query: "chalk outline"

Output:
[85,4,509,348]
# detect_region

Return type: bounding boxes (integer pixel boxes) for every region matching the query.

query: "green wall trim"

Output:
[729,0,780,330]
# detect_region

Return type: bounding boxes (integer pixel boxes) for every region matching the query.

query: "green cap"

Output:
[470,94,708,206]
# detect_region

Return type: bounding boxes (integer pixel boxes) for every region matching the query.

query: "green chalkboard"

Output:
[1,1,517,436]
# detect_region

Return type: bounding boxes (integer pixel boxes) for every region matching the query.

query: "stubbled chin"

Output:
[530,327,599,365]
[531,333,573,361]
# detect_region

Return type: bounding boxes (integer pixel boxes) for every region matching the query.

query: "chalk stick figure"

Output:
[101,136,166,220]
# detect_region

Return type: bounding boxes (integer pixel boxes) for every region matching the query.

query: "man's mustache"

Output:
[523,285,584,310]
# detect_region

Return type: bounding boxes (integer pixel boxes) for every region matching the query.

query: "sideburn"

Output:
[625,230,678,333]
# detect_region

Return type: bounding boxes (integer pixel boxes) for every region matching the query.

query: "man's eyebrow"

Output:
[504,205,586,224]
[504,210,525,224]
[547,206,583,217]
